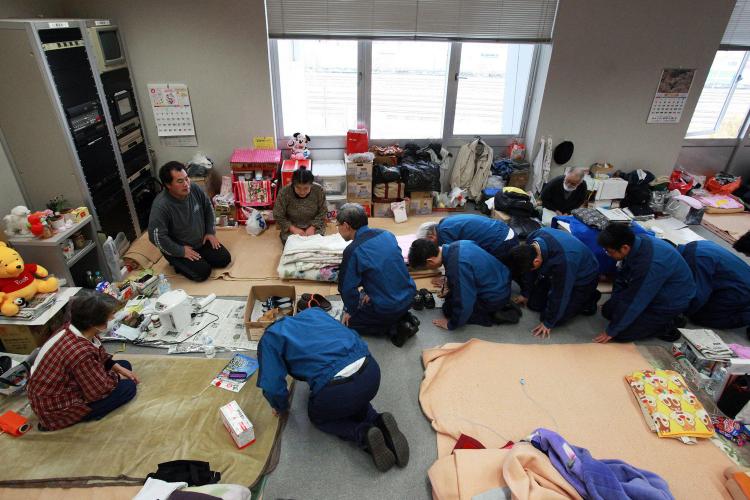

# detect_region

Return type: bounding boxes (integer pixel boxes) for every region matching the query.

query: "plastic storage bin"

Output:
[326,195,348,220]
[314,160,347,196]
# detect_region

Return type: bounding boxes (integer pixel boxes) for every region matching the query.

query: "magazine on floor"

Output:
[212,353,259,392]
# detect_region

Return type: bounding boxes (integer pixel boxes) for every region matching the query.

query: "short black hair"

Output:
[735,230,750,257]
[291,168,314,186]
[408,238,439,269]
[159,161,187,186]
[69,290,121,331]
[597,223,635,250]
[336,203,368,229]
[505,244,537,282]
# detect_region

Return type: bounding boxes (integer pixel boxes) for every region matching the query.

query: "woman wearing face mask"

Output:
[273,168,327,244]
[540,167,589,215]
[27,291,138,431]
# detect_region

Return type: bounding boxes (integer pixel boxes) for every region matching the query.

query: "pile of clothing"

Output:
[429,428,675,500]
[277,233,350,282]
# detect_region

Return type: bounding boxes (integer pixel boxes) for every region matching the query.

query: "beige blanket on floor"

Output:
[429,444,582,500]
[0,355,287,488]
[702,212,750,243]
[419,339,733,500]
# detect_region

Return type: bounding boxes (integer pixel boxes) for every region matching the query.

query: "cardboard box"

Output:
[244,285,296,331]
[220,400,256,449]
[347,180,372,199]
[409,195,433,215]
[344,158,373,180]
[373,202,395,218]
[0,310,66,354]
[346,198,372,216]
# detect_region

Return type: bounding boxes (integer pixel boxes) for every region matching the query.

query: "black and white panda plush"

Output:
[287,132,311,160]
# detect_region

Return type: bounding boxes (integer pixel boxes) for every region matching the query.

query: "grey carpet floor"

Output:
[121,224,749,500]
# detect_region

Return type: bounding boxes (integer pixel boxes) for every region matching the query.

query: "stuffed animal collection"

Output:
[2,206,31,237]
[0,242,58,316]
[287,132,311,160]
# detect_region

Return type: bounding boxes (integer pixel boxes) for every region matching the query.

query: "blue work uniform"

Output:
[437,214,518,260]
[524,228,600,328]
[602,234,695,341]
[338,226,416,337]
[442,240,512,330]
[678,240,750,330]
[257,308,380,446]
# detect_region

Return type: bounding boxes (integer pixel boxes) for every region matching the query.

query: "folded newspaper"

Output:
[14,293,57,320]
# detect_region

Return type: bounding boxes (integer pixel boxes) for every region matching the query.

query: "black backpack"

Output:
[493,191,537,218]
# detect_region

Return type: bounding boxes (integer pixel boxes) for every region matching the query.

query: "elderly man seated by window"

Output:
[540,167,589,215]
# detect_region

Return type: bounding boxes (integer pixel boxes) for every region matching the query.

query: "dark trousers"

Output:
[165,242,231,282]
[527,275,599,326]
[442,297,505,327]
[690,301,750,330]
[84,360,137,421]
[307,356,381,447]
[601,301,681,342]
[348,303,409,338]
[492,235,520,261]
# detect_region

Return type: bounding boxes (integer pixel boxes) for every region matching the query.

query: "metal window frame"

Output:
[269,38,541,151]
[685,50,750,139]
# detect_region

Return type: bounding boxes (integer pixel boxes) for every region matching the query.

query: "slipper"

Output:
[297,293,332,312]
[419,289,435,309]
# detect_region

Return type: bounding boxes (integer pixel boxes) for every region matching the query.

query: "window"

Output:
[453,43,534,136]
[687,51,750,139]
[275,40,358,137]
[270,40,537,142]
[371,41,451,139]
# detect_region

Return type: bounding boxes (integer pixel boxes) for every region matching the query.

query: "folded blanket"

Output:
[278,234,350,281]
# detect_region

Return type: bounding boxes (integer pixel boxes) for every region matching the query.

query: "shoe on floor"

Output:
[657,327,682,342]
[412,291,424,311]
[391,319,417,347]
[419,289,436,310]
[581,290,602,316]
[376,412,409,468]
[492,302,522,324]
[365,426,396,472]
[404,311,420,327]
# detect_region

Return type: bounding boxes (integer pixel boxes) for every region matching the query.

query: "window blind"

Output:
[722,0,750,48]
[266,0,558,42]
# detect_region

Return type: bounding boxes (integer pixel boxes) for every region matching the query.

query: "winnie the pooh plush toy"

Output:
[0,242,58,316]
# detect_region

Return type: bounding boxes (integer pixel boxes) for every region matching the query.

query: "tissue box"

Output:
[220,400,256,449]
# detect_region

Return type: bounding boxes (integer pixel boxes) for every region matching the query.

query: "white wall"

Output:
[530,0,735,178]
[62,0,276,173]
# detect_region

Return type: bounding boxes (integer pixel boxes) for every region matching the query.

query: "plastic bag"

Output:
[400,160,441,192]
[374,164,402,183]
[346,129,369,154]
[187,152,214,177]
[449,187,467,208]
[391,200,408,223]
[668,168,694,195]
[243,208,267,236]
[508,139,526,161]
[706,173,742,195]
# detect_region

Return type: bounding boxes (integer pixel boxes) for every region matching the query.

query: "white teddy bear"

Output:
[3,205,31,237]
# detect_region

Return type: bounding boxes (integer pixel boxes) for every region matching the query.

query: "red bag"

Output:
[706,175,742,195]
[668,169,694,195]
[346,129,369,154]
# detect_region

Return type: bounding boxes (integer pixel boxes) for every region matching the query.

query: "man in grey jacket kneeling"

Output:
[148,161,231,282]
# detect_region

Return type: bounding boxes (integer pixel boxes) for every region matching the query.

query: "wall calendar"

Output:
[647,68,696,124]
[147,83,196,137]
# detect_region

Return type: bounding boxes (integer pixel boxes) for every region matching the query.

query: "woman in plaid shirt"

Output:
[28,291,139,431]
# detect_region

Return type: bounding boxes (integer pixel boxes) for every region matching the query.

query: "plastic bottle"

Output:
[94,271,104,285]
[706,366,728,400]
[157,274,171,296]
[203,335,216,358]
[85,270,95,288]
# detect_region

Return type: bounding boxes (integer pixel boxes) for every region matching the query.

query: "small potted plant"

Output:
[46,195,71,229]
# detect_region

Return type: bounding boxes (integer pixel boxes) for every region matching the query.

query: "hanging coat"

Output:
[451,139,493,200]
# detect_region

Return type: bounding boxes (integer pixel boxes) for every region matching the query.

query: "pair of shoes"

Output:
[365,426,396,472]
[296,293,332,312]
[375,412,409,467]
[404,311,420,328]
[412,289,436,311]
[492,302,522,324]
[391,317,418,348]
[263,296,292,312]
[581,290,602,316]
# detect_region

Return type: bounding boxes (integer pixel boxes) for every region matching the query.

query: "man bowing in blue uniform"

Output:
[416,214,519,261]
[409,239,521,330]
[337,203,419,347]
[505,227,600,339]
[678,240,750,334]
[595,224,695,343]
[257,307,409,472]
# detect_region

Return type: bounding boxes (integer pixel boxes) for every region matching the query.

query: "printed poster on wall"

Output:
[647,68,696,124]
[147,83,197,137]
